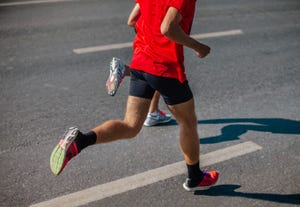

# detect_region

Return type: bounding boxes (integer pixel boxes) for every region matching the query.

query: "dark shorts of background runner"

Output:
[129,69,193,105]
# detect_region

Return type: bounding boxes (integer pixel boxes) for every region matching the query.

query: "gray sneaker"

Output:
[106,57,125,96]
[143,110,172,126]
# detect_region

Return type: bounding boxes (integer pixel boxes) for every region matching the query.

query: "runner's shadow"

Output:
[198,118,300,144]
[157,118,300,144]
[194,184,300,205]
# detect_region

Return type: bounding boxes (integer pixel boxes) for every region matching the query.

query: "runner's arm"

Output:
[128,3,141,28]
[161,7,210,58]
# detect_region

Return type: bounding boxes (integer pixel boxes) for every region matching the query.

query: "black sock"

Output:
[75,131,97,152]
[187,162,203,182]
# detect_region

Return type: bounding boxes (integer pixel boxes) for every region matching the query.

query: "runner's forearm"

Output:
[161,7,209,57]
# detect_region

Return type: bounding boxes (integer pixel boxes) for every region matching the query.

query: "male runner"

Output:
[50,0,219,191]
[106,9,172,127]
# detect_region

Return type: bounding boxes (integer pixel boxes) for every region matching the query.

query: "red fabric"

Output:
[130,0,196,83]
[59,141,78,175]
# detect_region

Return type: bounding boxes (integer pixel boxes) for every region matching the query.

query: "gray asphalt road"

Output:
[1,0,300,206]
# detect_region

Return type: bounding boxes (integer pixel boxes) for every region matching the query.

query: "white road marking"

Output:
[191,29,243,39]
[73,42,132,54]
[30,141,262,207]
[0,0,75,7]
[73,29,243,54]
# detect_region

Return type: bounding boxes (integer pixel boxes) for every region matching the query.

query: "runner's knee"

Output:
[123,123,142,139]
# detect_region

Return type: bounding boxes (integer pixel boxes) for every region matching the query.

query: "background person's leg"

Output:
[148,91,160,113]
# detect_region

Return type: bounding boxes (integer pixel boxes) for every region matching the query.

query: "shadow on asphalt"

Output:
[156,118,300,144]
[194,184,300,205]
[157,118,300,205]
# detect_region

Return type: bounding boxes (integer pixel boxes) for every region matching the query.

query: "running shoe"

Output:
[106,57,126,96]
[143,110,172,126]
[183,169,219,191]
[50,127,79,175]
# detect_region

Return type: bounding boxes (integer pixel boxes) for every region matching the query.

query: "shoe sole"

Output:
[143,117,172,127]
[182,178,219,192]
[50,145,66,175]
[106,58,124,96]
[106,72,120,96]
[50,127,78,175]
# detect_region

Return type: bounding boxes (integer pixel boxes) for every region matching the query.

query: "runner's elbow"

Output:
[160,23,170,36]
[160,22,176,38]
[127,20,136,27]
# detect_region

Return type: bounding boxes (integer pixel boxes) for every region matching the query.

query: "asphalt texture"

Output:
[0,0,300,206]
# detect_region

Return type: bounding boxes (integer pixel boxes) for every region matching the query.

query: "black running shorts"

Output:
[129,69,193,105]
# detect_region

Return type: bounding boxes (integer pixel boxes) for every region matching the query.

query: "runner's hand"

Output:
[194,43,210,58]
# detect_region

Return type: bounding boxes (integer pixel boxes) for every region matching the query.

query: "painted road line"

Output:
[191,29,243,39]
[73,29,243,54]
[0,0,75,7]
[73,42,132,54]
[30,141,262,207]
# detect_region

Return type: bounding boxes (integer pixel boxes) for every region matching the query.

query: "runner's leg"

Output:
[93,96,151,144]
[148,91,160,113]
[167,98,199,165]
